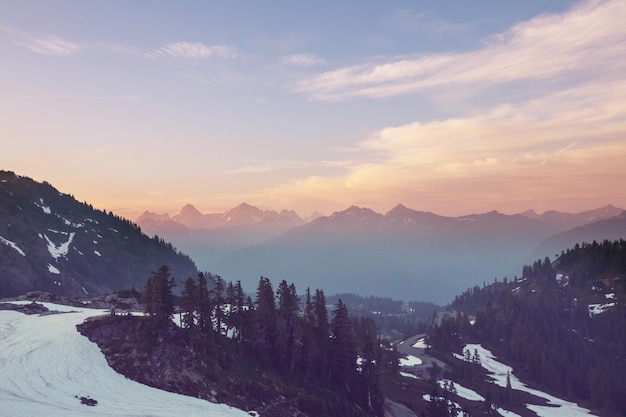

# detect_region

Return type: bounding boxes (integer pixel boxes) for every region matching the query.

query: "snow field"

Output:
[0,303,252,417]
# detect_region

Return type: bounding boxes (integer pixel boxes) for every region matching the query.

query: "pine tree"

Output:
[213,275,225,335]
[180,276,197,329]
[329,299,357,394]
[143,265,176,328]
[276,280,300,373]
[253,277,276,364]
[313,289,330,382]
[195,272,212,333]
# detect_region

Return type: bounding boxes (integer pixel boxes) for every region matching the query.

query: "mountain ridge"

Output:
[0,171,197,298]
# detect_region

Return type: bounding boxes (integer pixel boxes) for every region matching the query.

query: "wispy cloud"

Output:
[294,0,626,101]
[158,42,238,59]
[2,27,81,56]
[0,94,138,100]
[255,72,626,214]
[281,53,325,67]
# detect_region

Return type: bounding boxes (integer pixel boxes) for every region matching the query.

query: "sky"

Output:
[2,0,625,220]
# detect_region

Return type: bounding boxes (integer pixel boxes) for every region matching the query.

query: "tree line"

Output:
[143,265,393,417]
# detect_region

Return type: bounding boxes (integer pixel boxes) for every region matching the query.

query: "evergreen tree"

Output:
[253,277,277,365]
[143,265,176,328]
[180,276,197,329]
[195,272,212,333]
[329,299,357,395]
[276,280,300,373]
[213,275,225,335]
[313,288,330,382]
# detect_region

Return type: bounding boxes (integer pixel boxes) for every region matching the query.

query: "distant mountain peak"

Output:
[180,203,201,214]
[520,204,625,231]
[136,211,170,222]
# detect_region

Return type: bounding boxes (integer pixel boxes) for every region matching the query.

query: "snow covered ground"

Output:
[399,354,423,367]
[437,379,485,402]
[460,344,597,417]
[412,337,428,349]
[0,302,253,417]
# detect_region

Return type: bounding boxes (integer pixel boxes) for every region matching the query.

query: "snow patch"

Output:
[588,303,616,316]
[0,235,26,256]
[36,198,52,214]
[498,408,523,417]
[422,394,463,417]
[399,354,423,367]
[94,250,101,257]
[461,344,597,417]
[399,371,418,379]
[61,217,85,228]
[437,379,485,402]
[48,264,60,274]
[44,232,75,260]
[412,337,428,349]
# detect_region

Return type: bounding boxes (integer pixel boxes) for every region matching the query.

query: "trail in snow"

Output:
[0,302,252,417]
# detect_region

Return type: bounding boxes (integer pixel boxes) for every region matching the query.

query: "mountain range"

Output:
[0,171,197,298]
[2,169,624,303]
[136,201,625,304]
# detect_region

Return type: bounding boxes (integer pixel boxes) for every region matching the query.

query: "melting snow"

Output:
[36,198,52,214]
[437,379,485,402]
[588,303,616,316]
[44,232,75,260]
[0,302,252,417]
[399,371,418,379]
[0,235,26,256]
[461,344,597,417]
[498,408,523,417]
[47,264,60,274]
[422,394,463,417]
[61,217,85,228]
[399,354,423,367]
[412,337,428,349]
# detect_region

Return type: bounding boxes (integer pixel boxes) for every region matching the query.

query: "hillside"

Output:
[0,171,197,298]
[427,240,626,416]
[531,211,626,262]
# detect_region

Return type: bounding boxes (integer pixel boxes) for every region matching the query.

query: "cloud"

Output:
[158,42,238,59]
[293,0,626,101]
[2,27,81,56]
[254,72,626,214]
[281,53,325,67]
[0,94,138,100]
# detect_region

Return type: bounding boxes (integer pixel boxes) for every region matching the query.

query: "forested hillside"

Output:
[80,269,399,417]
[429,240,626,415]
[0,171,197,297]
